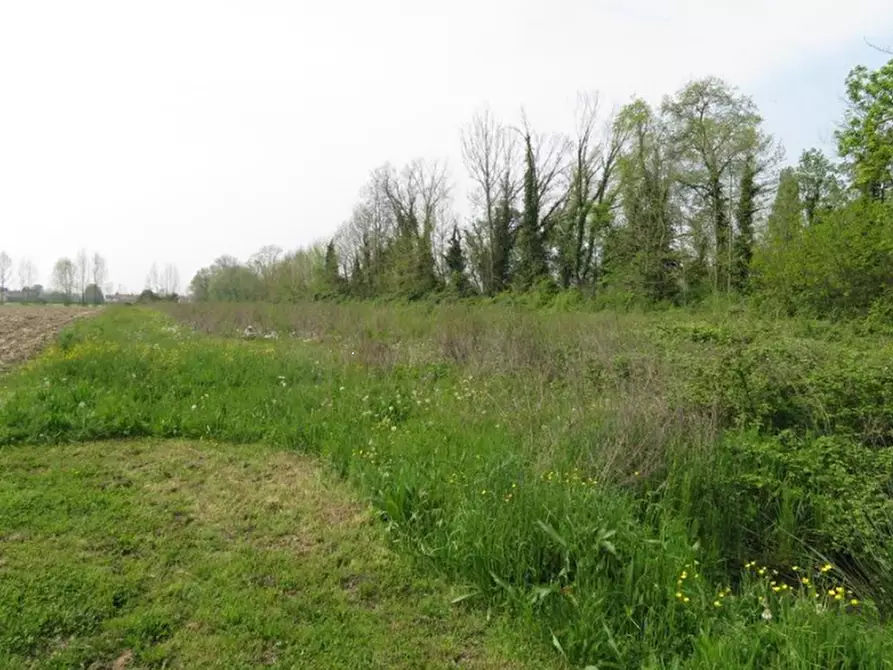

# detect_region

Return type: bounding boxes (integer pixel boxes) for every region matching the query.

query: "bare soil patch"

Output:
[0,306,98,372]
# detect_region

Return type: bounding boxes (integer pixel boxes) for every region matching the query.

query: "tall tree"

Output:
[837,58,893,201]
[766,168,804,244]
[52,258,76,303]
[17,258,37,298]
[732,154,758,292]
[514,117,569,290]
[609,100,679,302]
[462,109,520,294]
[91,253,107,298]
[554,93,625,291]
[797,149,843,225]
[75,249,89,305]
[444,224,470,296]
[663,77,776,293]
[161,264,180,296]
[146,262,160,293]
[0,251,11,302]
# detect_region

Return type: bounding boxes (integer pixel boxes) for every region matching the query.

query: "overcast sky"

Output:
[1,1,892,293]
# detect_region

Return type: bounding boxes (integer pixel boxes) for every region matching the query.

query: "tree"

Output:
[146,263,160,293]
[161,264,180,296]
[0,251,11,302]
[17,259,37,300]
[322,240,343,295]
[444,224,470,296]
[52,258,76,303]
[75,249,89,305]
[83,284,105,305]
[766,168,804,244]
[732,154,758,292]
[189,268,213,302]
[554,93,626,291]
[514,116,569,290]
[461,109,520,294]
[663,77,776,293]
[91,253,107,296]
[607,100,679,303]
[837,58,893,201]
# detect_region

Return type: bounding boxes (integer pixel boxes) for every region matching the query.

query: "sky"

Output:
[1,1,892,294]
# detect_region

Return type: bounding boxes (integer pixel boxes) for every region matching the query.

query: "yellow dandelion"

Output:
[850,599,860,606]
[683,596,690,603]
[801,577,810,585]
[713,600,722,608]
[821,563,833,573]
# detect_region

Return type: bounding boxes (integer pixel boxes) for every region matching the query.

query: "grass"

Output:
[0,439,551,669]
[4,303,893,667]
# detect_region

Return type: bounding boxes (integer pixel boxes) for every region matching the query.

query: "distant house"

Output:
[105,293,140,304]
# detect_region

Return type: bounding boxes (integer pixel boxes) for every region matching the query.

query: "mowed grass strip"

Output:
[0,440,554,669]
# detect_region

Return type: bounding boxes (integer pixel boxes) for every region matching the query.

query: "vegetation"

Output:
[185,58,893,321]
[4,303,893,666]
[0,439,547,669]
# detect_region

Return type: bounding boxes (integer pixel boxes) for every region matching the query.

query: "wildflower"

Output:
[828,589,837,596]
[191,404,197,410]
[850,599,860,606]
[761,608,773,621]
[481,490,487,496]
[675,591,683,599]
[792,565,801,572]
[758,567,767,576]
[683,596,690,603]
[713,600,722,608]
[772,586,782,593]
[680,571,688,580]
[801,577,810,585]
[745,561,756,569]
[820,563,833,573]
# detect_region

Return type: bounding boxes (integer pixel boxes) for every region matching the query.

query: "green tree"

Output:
[83,283,105,305]
[607,100,678,303]
[732,154,758,292]
[323,240,343,295]
[837,58,893,201]
[766,168,803,243]
[444,225,470,296]
[797,148,844,225]
[664,77,775,293]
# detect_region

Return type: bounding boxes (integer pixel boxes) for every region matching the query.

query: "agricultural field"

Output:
[0,305,98,373]
[4,302,893,668]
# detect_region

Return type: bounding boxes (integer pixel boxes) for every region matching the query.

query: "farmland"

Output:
[4,303,893,667]
[0,305,97,373]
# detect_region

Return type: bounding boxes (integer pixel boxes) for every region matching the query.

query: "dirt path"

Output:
[0,306,98,372]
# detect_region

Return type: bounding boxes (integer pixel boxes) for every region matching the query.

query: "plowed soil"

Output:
[0,306,98,372]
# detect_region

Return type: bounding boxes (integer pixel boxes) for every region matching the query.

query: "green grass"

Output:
[0,439,551,669]
[4,304,893,667]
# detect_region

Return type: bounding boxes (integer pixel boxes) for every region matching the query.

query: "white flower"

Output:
[191,405,197,411]
[761,608,773,622]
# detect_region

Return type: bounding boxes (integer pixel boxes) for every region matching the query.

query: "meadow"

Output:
[3,302,893,668]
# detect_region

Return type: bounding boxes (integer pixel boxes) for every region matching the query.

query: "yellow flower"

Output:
[758,567,767,576]
[683,596,690,603]
[820,563,833,573]
[772,586,782,592]
[680,571,688,580]
[745,561,756,569]
[835,594,844,601]
[801,577,810,585]
[828,589,837,596]
[713,600,722,608]
[850,599,860,606]
[792,565,801,572]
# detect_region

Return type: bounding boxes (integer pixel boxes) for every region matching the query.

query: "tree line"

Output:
[189,57,893,318]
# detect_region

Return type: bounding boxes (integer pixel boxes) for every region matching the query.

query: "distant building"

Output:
[105,293,140,304]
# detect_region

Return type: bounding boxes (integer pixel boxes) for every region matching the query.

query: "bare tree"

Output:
[91,253,107,293]
[461,109,521,293]
[146,262,160,293]
[18,258,37,293]
[0,251,11,302]
[52,258,76,303]
[555,92,628,288]
[75,249,90,304]
[161,264,180,296]
[248,245,283,279]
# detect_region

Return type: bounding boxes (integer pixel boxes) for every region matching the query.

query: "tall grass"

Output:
[4,304,893,666]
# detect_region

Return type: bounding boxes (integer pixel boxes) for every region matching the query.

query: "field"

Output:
[0,305,98,373]
[3,302,893,667]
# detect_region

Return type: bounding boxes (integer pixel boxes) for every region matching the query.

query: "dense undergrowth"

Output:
[4,303,893,667]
